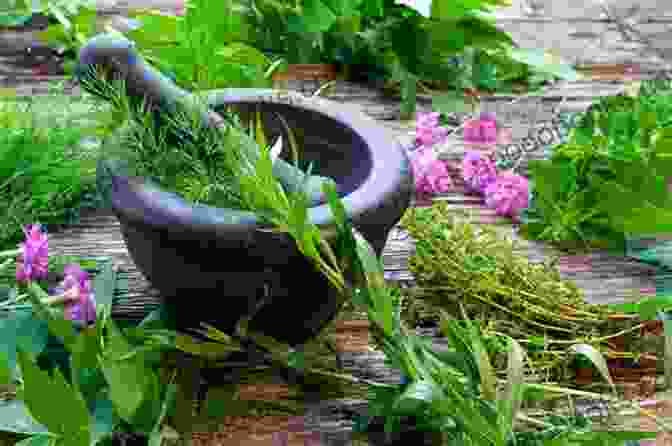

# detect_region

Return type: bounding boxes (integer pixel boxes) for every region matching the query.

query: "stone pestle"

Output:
[74,33,336,206]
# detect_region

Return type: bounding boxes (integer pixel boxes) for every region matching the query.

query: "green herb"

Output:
[397,203,652,381]
[521,79,672,250]
[0,93,102,251]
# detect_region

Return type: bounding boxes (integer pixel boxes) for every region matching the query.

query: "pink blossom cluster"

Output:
[15,224,96,326]
[415,112,450,148]
[463,112,513,147]
[461,151,529,221]
[410,112,453,197]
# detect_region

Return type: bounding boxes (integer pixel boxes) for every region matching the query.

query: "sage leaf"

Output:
[17,349,91,446]
[98,354,148,425]
[93,261,117,311]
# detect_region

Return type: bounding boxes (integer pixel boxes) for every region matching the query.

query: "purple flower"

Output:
[53,264,97,326]
[16,224,49,283]
[484,173,530,220]
[461,151,498,194]
[415,112,449,148]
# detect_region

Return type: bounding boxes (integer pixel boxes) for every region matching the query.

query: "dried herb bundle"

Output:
[398,203,638,379]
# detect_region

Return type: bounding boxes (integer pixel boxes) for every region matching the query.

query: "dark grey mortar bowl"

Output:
[97,89,413,346]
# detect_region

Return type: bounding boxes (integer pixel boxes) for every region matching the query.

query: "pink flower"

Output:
[461,151,498,194]
[16,224,49,283]
[484,172,530,220]
[410,146,452,196]
[415,112,449,148]
[463,112,509,147]
[53,264,97,326]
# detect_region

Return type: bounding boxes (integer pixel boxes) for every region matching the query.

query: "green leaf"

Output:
[17,349,91,445]
[0,350,11,387]
[287,349,305,371]
[0,399,50,435]
[496,337,526,441]
[26,282,77,352]
[651,127,672,173]
[300,0,338,33]
[98,354,148,425]
[70,327,101,397]
[361,0,383,17]
[393,379,435,413]
[149,377,177,442]
[14,436,54,446]
[98,320,151,424]
[432,91,471,114]
[90,396,119,445]
[15,311,49,360]
[638,295,672,320]
[103,318,133,359]
[508,48,579,81]
[174,334,241,359]
[592,176,672,235]
[93,261,117,311]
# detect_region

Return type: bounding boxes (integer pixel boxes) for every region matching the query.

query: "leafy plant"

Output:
[35,5,102,75]
[0,90,103,251]
[521,79,672,250]
[124,0,274,91]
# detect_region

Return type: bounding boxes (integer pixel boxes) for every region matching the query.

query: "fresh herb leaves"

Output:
[521,79,672,251]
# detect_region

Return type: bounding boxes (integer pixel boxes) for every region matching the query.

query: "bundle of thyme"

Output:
[398,203,637,379]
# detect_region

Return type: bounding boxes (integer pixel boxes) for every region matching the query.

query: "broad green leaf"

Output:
[93,261,117,311]
[325,0,363,15]
[638,295,672,320]
[567,344,616,394]
[97,354,148,424]
[15,311,49,360]
[361,0,383,17]
[102,318,133,359]
[90,396,118,445]
[0,399,49,436]
[393,379,435,413]
[508,48,579,81]
[302,0,338,33]
[128,367,162,433]
[17,349,91,445]
[70,327,101,398]
[126,12,181,48]
[592,177,672,234]
[98,320,150,423]
[652,127,672,173]
[70,7,98,39]
[26,283,77,352]
[432,91,471,114]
